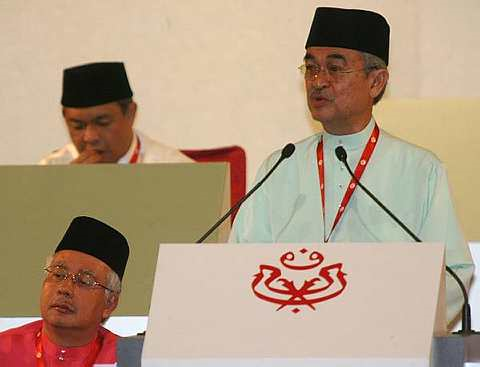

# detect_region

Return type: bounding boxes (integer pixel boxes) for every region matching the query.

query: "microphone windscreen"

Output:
[335,146,347,162]
[281,143,296,159]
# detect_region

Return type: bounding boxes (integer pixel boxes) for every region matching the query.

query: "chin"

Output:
[308,107,332,123]
[102,154,119,163]
[97,157,112,163]
[310,112,331,125]
[44,315,76,329]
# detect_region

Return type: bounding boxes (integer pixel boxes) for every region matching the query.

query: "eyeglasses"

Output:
[44,266,114,292]
[298,63,369,81]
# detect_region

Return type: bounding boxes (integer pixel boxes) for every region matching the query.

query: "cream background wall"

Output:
[0,1,479,238]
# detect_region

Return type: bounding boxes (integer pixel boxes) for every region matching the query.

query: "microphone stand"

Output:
[196,143,296,243]
[335,146,477,335]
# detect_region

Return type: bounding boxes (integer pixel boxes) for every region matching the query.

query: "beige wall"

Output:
[0,1,479,237]
[374,98,480,241]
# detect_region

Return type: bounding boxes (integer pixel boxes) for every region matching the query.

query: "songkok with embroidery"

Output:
[305,7,390,65]
[61,62,133,108]
[55,216,130,279]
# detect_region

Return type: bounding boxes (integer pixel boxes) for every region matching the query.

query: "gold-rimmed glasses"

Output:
[298,63,369,81]
[44,265,114,292]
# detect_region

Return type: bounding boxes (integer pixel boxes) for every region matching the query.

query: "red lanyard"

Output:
[35,329,103,367]
[128,135,141,164]
[317,124,380,242]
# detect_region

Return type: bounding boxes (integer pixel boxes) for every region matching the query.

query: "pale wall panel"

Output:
[375,98,480,241]
[0,1,478,239]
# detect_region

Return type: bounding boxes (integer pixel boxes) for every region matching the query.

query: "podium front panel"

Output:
[143,243,445,366]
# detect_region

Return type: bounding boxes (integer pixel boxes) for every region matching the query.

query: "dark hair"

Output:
[117,98,133,115]
[361,52,388,104]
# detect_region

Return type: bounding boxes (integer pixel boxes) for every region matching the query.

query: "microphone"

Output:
[335,146,476,335]
[196,143,296,243]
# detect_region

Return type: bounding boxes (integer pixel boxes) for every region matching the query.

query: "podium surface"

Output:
[143,243,446,366]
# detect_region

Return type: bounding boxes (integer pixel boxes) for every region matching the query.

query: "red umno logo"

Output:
[252,248,347,313]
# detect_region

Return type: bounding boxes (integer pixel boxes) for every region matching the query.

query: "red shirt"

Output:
[0,320,118,366]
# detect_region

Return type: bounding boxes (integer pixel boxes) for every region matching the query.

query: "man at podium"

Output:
[0,216,130,365]
[40,62,191,164]
[230,7,474,326]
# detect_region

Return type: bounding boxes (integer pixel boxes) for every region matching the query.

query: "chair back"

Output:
[181,146,246,222]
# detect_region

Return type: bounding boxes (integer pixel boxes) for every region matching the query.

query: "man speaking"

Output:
[230,7,474,326]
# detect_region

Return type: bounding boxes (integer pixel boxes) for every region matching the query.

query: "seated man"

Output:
[0,216,129,365]
[40,62,192,164]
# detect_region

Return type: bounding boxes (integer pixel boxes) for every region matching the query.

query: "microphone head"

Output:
[281,143,296,159]
[335,146,347,162]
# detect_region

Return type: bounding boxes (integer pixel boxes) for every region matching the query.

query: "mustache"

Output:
[309,87,334,101]
[49,298,76,312]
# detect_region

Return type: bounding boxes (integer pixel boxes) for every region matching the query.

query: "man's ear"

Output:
[369,69,389,100]
[102,293,119,320]
[127,102,138,126]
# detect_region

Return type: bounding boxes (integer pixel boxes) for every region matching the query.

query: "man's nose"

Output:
[57,276,75,297]
[83,124,100,143]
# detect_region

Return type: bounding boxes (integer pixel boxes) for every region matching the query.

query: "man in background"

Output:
[40,62,191,164]
[0,216,130,365]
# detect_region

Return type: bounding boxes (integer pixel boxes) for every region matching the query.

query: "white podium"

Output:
[142,243,446,367]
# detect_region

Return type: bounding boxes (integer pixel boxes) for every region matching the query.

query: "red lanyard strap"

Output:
[35,329,103,367]
[129,135,141,164]
[317,124,380,242]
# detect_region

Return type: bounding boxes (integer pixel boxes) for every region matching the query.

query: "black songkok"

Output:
[305,7,390,65]
[55,216,130,280]
[61,62,133,108]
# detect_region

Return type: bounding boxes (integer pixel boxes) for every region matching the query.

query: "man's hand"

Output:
[71,150,103,164]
